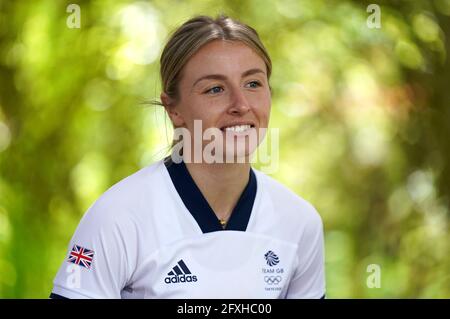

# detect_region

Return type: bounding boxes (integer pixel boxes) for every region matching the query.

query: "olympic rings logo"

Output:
[264,276,282,285]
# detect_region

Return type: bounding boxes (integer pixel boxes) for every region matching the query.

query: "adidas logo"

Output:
[164,259,198,284]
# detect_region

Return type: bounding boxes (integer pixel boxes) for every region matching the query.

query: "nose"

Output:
[227,86,250,115]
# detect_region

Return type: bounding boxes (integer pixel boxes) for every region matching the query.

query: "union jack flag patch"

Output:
[68,245,94,269]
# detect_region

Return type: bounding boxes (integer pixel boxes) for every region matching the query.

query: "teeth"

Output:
[224,125,252,132]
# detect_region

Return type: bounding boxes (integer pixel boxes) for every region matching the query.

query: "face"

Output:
[162,40,272,162]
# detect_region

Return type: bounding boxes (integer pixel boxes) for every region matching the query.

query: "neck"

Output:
[184,161,251,222]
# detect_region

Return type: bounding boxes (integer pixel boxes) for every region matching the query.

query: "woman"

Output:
[50,14,325,299]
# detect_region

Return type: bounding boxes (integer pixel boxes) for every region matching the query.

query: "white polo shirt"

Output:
[51,157,325,299]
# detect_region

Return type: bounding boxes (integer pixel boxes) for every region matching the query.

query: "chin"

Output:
[222,139,258,163]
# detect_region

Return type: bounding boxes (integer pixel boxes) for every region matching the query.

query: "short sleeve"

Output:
[51,198,133,299]
[285,208,326,299]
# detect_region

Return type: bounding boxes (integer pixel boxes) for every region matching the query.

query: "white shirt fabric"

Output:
[51,158,325,299]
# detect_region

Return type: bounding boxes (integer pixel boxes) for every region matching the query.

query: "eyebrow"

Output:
[192,68,266,89]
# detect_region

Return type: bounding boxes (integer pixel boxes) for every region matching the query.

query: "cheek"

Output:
[252,95,271,124]
[260,106,271,126]
[181,99,222,128]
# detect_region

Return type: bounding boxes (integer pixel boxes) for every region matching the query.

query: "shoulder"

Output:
[79,160,165,227]
[253,168,323,232]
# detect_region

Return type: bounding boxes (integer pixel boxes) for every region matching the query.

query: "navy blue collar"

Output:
[164,157,257,233]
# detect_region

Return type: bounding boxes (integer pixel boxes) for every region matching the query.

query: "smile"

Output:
[220,124,255,133]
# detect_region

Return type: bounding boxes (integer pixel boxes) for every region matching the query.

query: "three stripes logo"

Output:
[164,259,198,284]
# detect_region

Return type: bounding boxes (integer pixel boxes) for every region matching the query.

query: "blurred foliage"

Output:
[0,0,449,298]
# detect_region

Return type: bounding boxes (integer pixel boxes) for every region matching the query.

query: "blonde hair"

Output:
[156,14,272,104]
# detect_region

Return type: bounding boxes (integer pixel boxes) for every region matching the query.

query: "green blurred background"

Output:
[0,0,449,298]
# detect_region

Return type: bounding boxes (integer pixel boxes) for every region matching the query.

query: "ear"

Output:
[161,92,185,127]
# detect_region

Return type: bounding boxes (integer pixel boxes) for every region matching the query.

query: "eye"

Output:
[246,80,262,89]
[204,86,224,94]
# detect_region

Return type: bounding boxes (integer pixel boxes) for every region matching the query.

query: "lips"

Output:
[220,122,256,132]
[222,124,254,133]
